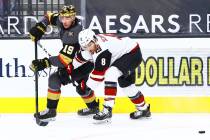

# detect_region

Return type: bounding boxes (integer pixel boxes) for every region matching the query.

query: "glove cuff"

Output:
[36,22,47,33]
[43,57,51,68]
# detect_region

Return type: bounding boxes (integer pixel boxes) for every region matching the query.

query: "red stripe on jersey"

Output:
[48,89,61,94]
[105,87,117,96]
[90,76,104,82]
[90,69,108,81]
[130,44,140,54]
[75,56,84,63]
[131,94,145,104]
[92,69,107,76]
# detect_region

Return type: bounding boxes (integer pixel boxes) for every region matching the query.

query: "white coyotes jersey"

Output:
[79,34,138,85]
[82,34,138,65]
[77,34,138,89]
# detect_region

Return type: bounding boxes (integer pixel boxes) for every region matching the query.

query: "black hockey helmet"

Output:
[60,5,76,17]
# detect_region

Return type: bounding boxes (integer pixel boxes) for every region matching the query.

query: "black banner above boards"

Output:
[1,0,210,38]
[85,0,210,37]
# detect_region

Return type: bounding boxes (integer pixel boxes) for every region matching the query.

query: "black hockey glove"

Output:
[30,57,51,72]
[29,22,46,42]
[57,68,72,85]
[57,64,74,85]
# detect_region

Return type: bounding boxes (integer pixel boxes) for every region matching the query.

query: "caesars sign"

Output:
[0,14,210,35]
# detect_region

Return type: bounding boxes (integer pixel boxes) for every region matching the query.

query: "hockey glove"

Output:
[30,57,51,72]
[29,22,46,42]
[57,64,74,85]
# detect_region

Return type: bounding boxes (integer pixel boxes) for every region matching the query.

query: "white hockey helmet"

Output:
[78,29,96,50]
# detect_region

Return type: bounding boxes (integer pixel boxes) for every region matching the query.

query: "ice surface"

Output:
[0,113,209,140]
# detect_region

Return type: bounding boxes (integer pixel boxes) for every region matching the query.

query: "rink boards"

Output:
[0,39,210,113]
[0,97,210,113]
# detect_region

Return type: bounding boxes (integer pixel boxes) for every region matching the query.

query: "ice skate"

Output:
[77,107,99,116]
[34,108,56,123]
[77,99,100,116]
[130,104,151,119]
[93,105,112,124]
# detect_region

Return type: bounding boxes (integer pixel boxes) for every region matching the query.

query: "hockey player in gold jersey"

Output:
[29,5,99,125]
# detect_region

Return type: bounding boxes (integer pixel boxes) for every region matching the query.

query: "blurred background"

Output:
[0,0,78,39]
[0,0,210,39]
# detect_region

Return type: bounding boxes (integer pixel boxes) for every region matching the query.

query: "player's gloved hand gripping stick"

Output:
[32,41,73,126]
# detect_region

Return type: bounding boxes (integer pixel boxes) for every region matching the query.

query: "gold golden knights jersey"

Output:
[40,12,83,68]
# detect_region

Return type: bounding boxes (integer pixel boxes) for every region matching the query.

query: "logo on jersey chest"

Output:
[68,32,74,36]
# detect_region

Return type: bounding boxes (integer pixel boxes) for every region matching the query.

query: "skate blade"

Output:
[36,119,49,126]
[145,116,152,120]
[39,117,56,122]
[93,118,112,125]
[131,116,152,120]
[78,114,95,118]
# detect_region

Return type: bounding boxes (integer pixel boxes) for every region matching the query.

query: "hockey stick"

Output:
[36,41,80,87]
[34,41,39,124]
[37,41,52,57]
[34,41,48,126]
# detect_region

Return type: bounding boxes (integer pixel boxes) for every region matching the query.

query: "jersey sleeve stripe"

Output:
[75,56,85,63]
[90,76,104,82]
[90,73,104,79]
[76,52,88,62]
[58,54,73,67]
[91,69,107,76]
[90,69,108,81]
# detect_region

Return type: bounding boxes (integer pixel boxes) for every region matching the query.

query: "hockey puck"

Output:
[198,130,205,134]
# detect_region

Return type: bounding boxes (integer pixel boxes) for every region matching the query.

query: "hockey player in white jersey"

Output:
[77,29,151,122]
